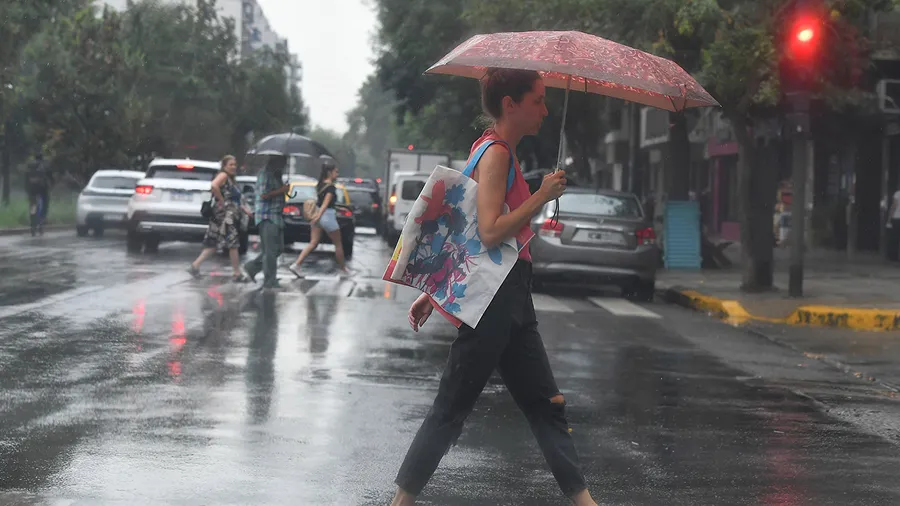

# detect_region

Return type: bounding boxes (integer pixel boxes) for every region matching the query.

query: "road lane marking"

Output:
[531,293,575,313]
[588,297,661,318]
[0,285,106,319]
[302,274,341,282]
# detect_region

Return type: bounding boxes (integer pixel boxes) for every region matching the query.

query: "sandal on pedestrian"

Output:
[187,265,201,279]
[232,273,249,283]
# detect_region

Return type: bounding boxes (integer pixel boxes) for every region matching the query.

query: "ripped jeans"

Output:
[395,260,588,498]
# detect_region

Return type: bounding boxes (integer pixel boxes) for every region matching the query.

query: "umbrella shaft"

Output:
[556,76,571,173]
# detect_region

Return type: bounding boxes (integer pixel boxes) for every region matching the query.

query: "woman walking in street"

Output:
[188,155,251,282]
[390,69,598,506]
[288,160,349,277]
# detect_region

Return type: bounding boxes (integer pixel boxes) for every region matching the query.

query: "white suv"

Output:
[126,158,248,254]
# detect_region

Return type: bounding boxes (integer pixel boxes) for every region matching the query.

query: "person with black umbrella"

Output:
[243,156,291,289]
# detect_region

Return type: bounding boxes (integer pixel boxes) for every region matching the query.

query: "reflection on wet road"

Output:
[1,230,899,505]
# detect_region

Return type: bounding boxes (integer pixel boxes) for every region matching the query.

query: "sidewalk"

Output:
[658,244,900,331]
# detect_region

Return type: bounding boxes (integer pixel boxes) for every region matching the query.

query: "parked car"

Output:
[126,159,249,255]
[76,169,146,237]
[529,188,658,301]
[282,177,356,258]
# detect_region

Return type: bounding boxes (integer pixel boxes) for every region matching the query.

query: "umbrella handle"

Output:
[550,75,572,226]
[554,75,572,174]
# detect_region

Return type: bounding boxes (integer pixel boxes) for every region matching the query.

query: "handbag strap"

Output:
[461,139,516,192]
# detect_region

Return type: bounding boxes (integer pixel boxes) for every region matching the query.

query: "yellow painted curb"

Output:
[786,306,900,331]
[678,290,753,325]
[672,289,900,331]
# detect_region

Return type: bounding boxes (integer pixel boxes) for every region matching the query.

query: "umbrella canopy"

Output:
[246,133,334,158]
[426,30,718,112]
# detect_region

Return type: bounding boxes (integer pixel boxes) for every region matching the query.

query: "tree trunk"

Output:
[733,115,776,291]
[667,111,691,200]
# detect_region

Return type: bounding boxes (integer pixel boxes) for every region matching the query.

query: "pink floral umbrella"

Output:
[426,30,720,169]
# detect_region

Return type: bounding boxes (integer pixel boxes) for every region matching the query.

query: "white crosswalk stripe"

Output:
[531,293,575,313]
[587,297,661,318]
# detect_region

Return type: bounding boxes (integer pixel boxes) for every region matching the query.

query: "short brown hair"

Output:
[480,68,542,120]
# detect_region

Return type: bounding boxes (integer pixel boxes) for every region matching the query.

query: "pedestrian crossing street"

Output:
[531,293,662,319]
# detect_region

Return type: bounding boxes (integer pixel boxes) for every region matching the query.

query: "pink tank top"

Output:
[469,129,533,262]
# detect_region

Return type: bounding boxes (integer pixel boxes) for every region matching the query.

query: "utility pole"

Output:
[782,0,822,298]
[787,92,810,297]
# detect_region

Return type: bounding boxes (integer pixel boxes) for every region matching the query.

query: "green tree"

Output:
[345,75,399,177]
[20,5,149,185]
[14,0,309,186]
[1,0,89,203]
[373,0,487,156]
[308,126,358,176]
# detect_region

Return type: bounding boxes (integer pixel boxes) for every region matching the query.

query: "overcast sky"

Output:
[256,0,378,135]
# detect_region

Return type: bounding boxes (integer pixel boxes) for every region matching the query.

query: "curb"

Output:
[0,225,71,237]
[660,286,900,331]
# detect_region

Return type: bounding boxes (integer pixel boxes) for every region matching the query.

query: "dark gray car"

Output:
[529,188,658,301]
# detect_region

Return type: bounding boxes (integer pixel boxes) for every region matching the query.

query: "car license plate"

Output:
[169,191,193,202]
[582,230,625,245]
[105,213,123,221]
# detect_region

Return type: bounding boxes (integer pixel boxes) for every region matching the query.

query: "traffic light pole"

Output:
[787,91,811,297]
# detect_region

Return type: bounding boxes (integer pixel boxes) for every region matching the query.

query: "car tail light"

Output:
[283,205,300,216]
[371,202,379,209]
[376,178,382,184]
[388,193,397,214]
[338,208,353,218]
[539,219,564,238]
[636,227,656,245]
[135,185,154,195]
[354,178,363,183]
[176,164,194,170]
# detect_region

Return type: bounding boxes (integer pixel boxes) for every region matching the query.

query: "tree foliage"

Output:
[3,0,308,188]
[308,126,358,177]
[344,75,399,177]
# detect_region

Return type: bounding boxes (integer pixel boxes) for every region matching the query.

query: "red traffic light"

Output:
[787,15,820,61]
[795,26,815,43]
[407,144,414,151]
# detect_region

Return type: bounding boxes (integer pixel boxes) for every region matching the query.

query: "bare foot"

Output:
[571,489,598,506]
[389,488,415,506]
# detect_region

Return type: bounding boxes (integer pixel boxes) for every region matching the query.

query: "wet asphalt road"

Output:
[2,230,900,505]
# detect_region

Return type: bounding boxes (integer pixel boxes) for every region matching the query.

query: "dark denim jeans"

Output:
[395,260,587,498]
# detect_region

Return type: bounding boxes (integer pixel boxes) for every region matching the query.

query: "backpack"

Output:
[303,184,329,220]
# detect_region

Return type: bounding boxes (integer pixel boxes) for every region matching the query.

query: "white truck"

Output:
[381,148,452,244]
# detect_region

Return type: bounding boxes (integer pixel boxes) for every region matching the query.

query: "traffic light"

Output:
[781,0,824,91]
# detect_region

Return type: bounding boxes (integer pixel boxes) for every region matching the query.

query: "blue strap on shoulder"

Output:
[461,140,516,191]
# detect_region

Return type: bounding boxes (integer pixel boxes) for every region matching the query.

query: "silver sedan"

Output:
[529,188,659,301]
